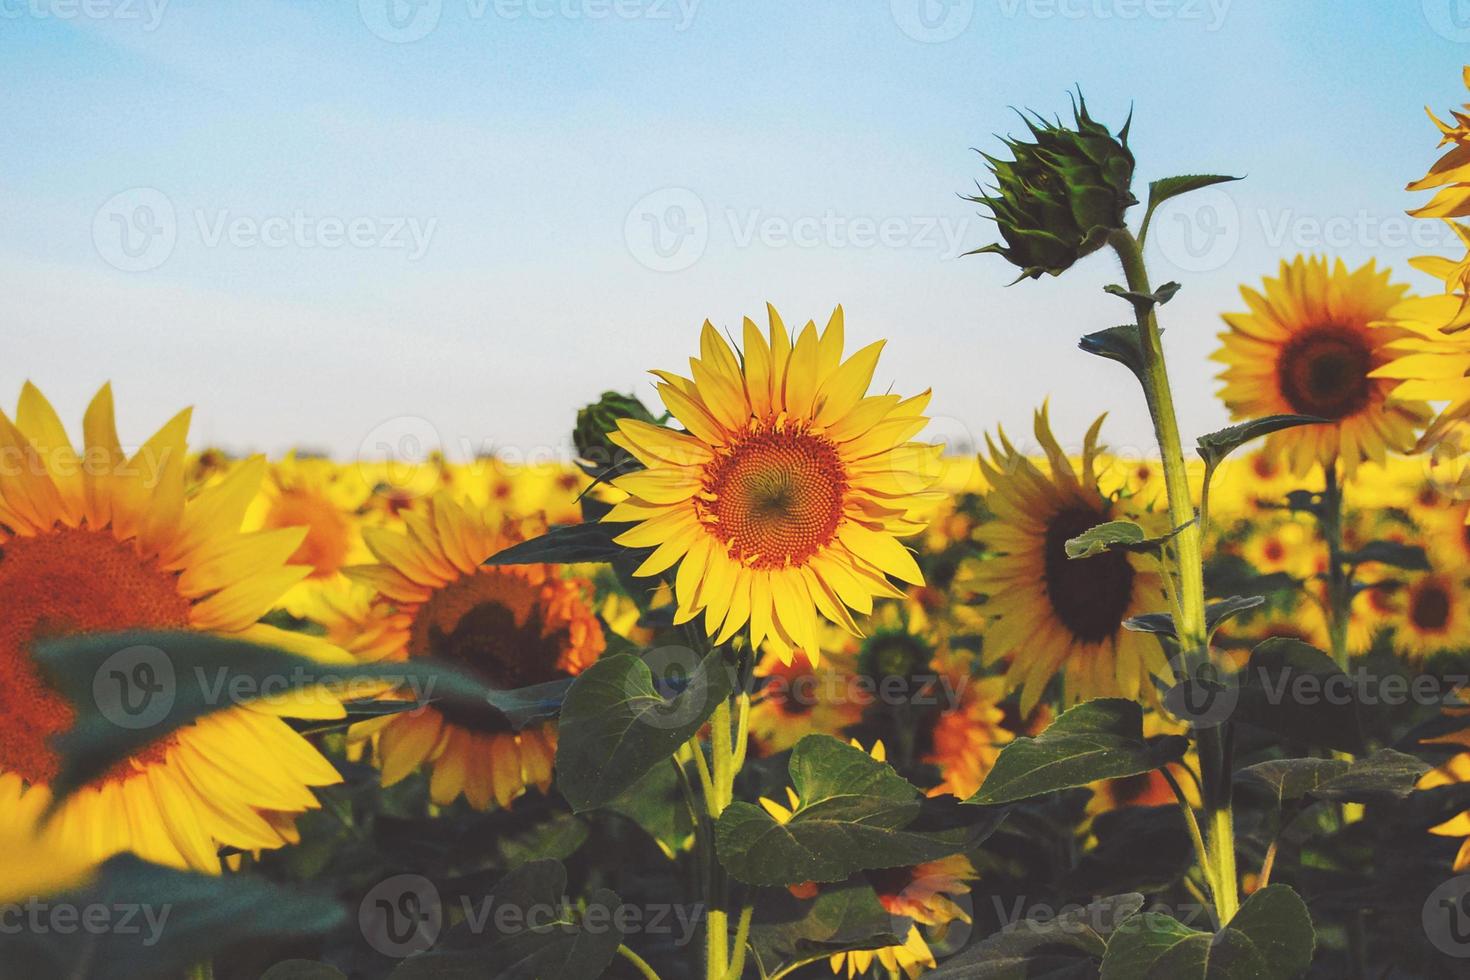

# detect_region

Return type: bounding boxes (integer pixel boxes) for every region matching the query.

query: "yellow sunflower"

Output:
[921,668,1013,802]
[1387,570,1469,662]
[748,645,864,757]
[1214,256,1429,476]
[604,306,940,664]
[341,491,605,810]
[966,406,1168,716]
[0,383,344,872]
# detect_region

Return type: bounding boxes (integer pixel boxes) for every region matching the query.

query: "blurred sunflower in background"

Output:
[1388,570,1469,662]
[341,491,604,810]
[828,854,978,979]
[965,406,1168,716]
[604,306,940,663]
[0,383,344,872]
[1214,256,1428,476]
[747,645,863,757]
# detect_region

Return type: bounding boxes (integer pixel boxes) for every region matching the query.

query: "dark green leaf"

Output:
[1197,415,1328,469]
[1104,282,1181,312]
[747,877,909,979]
[1234,638,1365,753]
[260,963,349,980]
[928,893,1144,979]
[605,760,696,858]
[717,736,1007,885]
[482,521,647,566]
[556,646,732,812]
[33,630,526,806]
[1065,520,1189,559]
[1130,595,1267,639]
[0,855,344,980]
[1341,540,1431,571]
[1238,749,1429,809]
[1102,885,1311,980]
[965,699,1188,805]
[1079,325,1147,385]
[1146,174,1243,213]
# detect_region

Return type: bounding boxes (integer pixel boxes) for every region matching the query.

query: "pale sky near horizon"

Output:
[5,1,1470,468]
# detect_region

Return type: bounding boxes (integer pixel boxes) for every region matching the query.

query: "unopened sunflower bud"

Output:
[968,93,1137,280]
[574,391,658,471]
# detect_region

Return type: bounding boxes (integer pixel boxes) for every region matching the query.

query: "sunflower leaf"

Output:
[555,646,733,812]
[1341,540,1431,571]
[926,892,1144,979]
[965,699,1188,805]
[1231,637,1366,753]
[32,630,548,808]
[1146,174,1243,214]
[1196,414,1329,469]
[482,520,648,566]
[1065,518,1190,559]
[1079,324,1148,385]
[1123,594,1265,638]
[716,735,1008,886]
[1237,749,1428,812]
[1103,281,1181,312]
[0,855,344,980]
[1100,884,1313,980]
[746,877,911,979]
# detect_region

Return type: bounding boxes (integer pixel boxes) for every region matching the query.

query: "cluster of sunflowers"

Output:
[13,72,1470,980]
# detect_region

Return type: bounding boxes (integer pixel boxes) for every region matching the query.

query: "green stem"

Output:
[187,963,214,980]
[723,904,755,980]
[1110,227,1240,924]
[1160,766,1217,927]
[618,944,663,980]
[1320,462,1351,671]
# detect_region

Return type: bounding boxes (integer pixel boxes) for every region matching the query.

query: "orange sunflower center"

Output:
[0,528,191,785]
[1410,581,1451,633]
[408,569,602,732]
[1275,325,1374,420]
[264,488,352,579]
[702,426,847,569]
[1042,505,1136,645]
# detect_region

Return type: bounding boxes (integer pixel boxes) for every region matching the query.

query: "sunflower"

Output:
[1387,570,1469,662]
[341,491,605,810]
[966,406,1168,716]
[1418,689,1470,871]
[0,383,344,872]
[828,851,977,979]
[921,666,1013,801]
[604,306,940,665]
[1214,256,1429,476]
[0,773,97,902]
[747,645,863,757]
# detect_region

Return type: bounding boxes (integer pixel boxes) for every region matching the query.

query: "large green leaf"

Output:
[1078,325,1147,386]
[605,759,696,858]
[1100,884,1313,980]
[1237,749,1428,810]
[927,893,1145,979]
[1340,540,1431,571]
[965,700,1188,805]
[481,520,647,566]
[388,860,622,980]
[746,877,910,979]
[555,646,732,812]
[1232,638,1365,753]
[0,855,344,980]
[32,630,536,805]
[1196,415,1327,469]
[716,736,1007,886]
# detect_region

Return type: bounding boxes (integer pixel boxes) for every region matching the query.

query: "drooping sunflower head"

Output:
[605,306,940,664]
[342,492,604,809]
[0,383,344,872]
[966,405,1167,716]
[1213,256,1429,476]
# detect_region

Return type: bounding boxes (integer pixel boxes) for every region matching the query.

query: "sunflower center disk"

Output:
[1041,506,1136,645]
[410,570,577,733]
[1276,325,1373,419]
[705,427,847,569]
[1411,582,1451,632]
[0,528,192,785]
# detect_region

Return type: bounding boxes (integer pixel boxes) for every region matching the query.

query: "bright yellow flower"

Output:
[604,306,940,664]
[966,406,1168,716]
[1214,256,1428,477]
[0,383,343,872]
[342,492,604,810]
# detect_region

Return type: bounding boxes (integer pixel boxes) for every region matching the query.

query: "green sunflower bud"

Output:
[967,92,1137,280]
[574,391,659,472]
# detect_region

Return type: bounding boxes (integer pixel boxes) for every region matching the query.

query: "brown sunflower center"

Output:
[408,570,592,732]
[264,488,352,579]
[1275,325,1374,420]
[703,426,847,569]
[0,528,191,785]
[1041,505,1136,645]
[1411,581,1451,632]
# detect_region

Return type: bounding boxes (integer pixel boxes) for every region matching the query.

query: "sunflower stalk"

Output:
[1108,227,1240,925]
[1319,461,1352,671]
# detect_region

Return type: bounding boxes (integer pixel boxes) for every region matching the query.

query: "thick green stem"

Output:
[1110,228,1240,924]
[618,944,663,980]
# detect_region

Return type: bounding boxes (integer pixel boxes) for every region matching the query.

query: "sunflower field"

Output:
[18,56,1470,980]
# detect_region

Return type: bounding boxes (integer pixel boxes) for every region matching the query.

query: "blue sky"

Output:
[4,0,1470,469]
